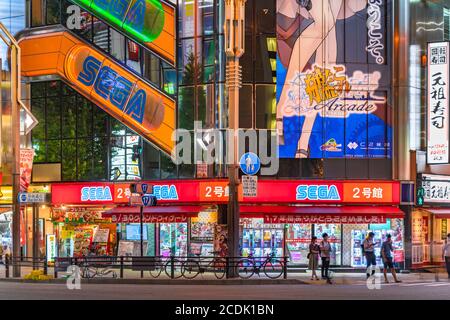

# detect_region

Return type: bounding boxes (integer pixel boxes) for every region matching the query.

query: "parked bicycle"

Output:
[181,251,227,279]
[79,256,117,279]
[148,256,183,279]
[235,253,284,279]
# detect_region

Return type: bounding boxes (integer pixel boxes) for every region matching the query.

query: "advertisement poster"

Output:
[191,212,217,241]
[117,241,135,257]
[276,0,391,158]
[213,225,228,258]
[73,226,95,257]
[117,240,148,257]
[20,148,34,192]
[93,228,110,243]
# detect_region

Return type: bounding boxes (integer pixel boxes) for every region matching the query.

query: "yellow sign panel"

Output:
[0,186,13,204]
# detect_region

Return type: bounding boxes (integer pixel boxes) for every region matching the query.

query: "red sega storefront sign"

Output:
[51,180,230,205]
[51,180,400,205]
[239,180,400,204]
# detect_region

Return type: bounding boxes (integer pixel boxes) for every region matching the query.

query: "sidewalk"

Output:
[0,265,448,285]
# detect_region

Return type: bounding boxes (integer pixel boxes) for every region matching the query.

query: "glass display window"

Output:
[159,223,188,257]
[315,224,342,266]
[286,224,311,265]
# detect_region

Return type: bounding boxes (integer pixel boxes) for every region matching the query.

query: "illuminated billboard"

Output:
[19,31,175,154]
[70,0,176,65]
[427,42,449,164]
[276,0,392,159]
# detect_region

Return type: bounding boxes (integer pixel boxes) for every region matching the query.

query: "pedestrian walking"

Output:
[319,233,332,284]
[363,232,377,279]
[380,234,401,283]
[443,233,450,279]
[308,236,320,281]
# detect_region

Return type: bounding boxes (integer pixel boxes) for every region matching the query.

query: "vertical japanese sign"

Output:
[427,42,450,164]
[46,234,56,263]
[19,149,34,192]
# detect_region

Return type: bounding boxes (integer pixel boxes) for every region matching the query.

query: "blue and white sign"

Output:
[18,192,49,204]
[239,152,261,176]
[141,194,157,207]
[141,183,149,194]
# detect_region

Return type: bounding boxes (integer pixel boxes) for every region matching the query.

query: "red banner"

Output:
[51,179,400,205]
[240,180,400,204]
[109,213,191,224]
[20,149,34,192]
[264,215,387,224]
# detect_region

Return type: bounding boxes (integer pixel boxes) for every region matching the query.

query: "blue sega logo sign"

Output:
[81,186,113,202]
[296,185,340,201]
[77,55,146,124]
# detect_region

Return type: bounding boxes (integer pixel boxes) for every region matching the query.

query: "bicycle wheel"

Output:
[164,259,183,279]
[81,266,96,279]
[149,263,163,278]
[263,259,283,279]
[212,258,226,279]
[182,260,200,279]
[235,258,255,279]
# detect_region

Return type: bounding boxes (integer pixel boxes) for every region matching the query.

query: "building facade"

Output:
[8,0,449,269]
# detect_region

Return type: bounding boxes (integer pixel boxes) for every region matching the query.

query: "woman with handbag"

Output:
[308,236,320,280]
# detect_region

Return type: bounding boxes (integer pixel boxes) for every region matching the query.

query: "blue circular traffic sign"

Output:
[239,152,261,175]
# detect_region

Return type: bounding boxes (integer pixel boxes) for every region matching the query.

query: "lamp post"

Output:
[224,0,246,277]
[0,23,22,278]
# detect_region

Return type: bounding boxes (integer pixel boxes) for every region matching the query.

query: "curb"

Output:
[0,278,308,285]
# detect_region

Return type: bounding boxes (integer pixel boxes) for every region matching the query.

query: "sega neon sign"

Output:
[81,186,113,202]
[78,55,147,124]
[72,0,165,43]
[296,185,341,201]
[64,44,173,154]
[151,185,179,200]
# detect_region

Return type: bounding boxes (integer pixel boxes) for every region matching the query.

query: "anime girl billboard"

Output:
[276,0,392,158]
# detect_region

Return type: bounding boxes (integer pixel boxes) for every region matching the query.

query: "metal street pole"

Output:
[225,0,246,277]
[0,23,23,278]
[140,205,144,278]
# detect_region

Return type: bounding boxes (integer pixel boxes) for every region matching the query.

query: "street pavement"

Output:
[0,273,449,299]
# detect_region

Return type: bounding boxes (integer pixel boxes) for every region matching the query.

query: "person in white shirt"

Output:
[443,233,450,279]
[363,232,377,279]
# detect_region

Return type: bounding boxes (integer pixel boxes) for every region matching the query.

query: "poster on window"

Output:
[20,148,34,192]
[427,42,449,164]
[213,225,228,258]
[276,0,391,158]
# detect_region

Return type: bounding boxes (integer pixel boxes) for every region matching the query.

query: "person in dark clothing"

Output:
[319,233,332,284]
[381,234,401,283]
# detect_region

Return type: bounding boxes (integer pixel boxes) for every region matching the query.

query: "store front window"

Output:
[240,218,284,260]
[0,211,12,256]
[285,224,311,265]
[52,207,117,258]
[116,211,218,258]
[315,224,342,266]
[240,218,404,268]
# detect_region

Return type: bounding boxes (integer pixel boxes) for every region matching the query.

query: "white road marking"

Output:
[425,282,450,287]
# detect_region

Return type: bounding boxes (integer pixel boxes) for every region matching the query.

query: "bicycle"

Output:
[79,256,117,279]
[181,251,227,279]
[148,255,183,279]
[235,253,284,279]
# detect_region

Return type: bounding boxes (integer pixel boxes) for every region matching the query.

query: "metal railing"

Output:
[40,255,290,280]
[2,256,49,278]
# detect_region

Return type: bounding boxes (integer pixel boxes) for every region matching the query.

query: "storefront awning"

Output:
[102,205,208,223]
[240,205,404,224]
[423,208,450,219]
